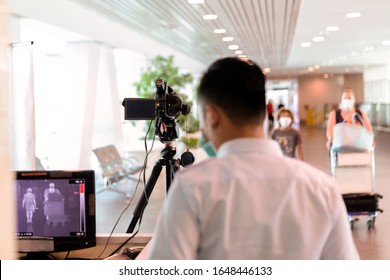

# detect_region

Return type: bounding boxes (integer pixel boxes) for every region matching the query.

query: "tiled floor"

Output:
[95,125,390,259]
[300,126,390,259]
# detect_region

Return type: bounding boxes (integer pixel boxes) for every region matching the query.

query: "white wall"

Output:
[0,0,17,259]
[364,65,390,103]
[297,73,366,121]
[344,73,364,103]
[7,0,205,74]
[6,0,205,169]
[297,75,344,120]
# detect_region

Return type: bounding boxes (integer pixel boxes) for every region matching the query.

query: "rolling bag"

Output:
[342,192,383,229]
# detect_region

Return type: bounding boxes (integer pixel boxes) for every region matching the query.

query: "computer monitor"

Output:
[15,170,96,259]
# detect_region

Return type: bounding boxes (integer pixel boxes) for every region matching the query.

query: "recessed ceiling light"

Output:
[263,68,271,74]
[324,74,329,79]
[222,37,234,42]
[238,57,249,62]
[228,44,239,50]
[214,29,226,34]
[234,50,243,55]
[382,40,390,46]
[312,36,325,42]
[308,67,314,72]
[188,0,204,4]
[203,14,218,20]
[326,26,339,31]
[300,42,311,47]
[314,65,320,70]
[346,12,361,18]
[364,46,374,51]
[237,54,247,58]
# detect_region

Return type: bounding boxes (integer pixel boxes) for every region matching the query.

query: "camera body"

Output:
[122,79,190,142]
[155,79,190,119]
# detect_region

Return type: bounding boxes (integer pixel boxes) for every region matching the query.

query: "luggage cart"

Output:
[43,193,69,227]
[44,201,69,227]
[330,147,383,229]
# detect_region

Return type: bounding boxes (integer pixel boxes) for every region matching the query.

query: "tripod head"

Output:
[160,143,195,167]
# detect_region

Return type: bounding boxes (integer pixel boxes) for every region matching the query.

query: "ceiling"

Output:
[8,0,390,79]
[72,0,390,79]
[76,0,300,68]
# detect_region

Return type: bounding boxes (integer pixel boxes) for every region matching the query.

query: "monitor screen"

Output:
[15,170,96,259]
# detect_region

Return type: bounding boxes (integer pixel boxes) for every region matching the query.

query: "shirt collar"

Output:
[216,137,283,158]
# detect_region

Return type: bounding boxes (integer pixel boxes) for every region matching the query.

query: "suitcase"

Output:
[342,192,383,229]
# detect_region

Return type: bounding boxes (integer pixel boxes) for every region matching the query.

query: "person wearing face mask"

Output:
[271,108,303,160]
[326,87,373,151]
[145,57,358,260]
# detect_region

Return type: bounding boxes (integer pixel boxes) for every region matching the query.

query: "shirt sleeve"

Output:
[295,130,303,145]
[146,176,200,259]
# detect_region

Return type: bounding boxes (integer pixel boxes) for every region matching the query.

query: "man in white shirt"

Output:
[146,57,359,260]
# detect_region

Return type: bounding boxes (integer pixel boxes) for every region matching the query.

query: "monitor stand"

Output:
[20,252,56,260]
[18,237,55,259]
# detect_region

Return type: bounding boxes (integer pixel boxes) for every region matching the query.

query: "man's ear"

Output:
[205,105,220,128]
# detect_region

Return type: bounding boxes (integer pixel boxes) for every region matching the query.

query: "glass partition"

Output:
[360,103,390,129]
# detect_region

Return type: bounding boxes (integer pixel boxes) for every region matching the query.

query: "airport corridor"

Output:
[96,125,390,260]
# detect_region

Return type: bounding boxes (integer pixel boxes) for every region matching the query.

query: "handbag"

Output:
[331,112,374,152]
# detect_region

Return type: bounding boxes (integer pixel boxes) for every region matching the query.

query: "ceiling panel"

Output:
[76,0,301,69]
[73,0,390,78]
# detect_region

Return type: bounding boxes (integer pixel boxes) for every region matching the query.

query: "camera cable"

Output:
[96,120,155,259]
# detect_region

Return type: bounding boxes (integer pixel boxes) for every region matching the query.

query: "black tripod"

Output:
[126,144,194,233]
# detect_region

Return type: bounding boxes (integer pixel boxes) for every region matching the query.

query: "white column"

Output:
[10,41,36,170]
[0,0,17,259]
[104,47,124,152]
[91,46,127,153]
[78,42,100,169]
[58,41,100,169]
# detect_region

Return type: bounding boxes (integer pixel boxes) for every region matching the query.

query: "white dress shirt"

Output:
[146,138,359,260]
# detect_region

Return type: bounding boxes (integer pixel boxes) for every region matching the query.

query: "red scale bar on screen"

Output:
[80,183,85,194]
[79,182,85,232]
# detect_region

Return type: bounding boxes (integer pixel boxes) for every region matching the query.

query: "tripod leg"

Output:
[126,160,163,233]
[165,160,178,192]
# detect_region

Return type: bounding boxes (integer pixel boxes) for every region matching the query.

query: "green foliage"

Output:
[178,113,200,133]
[180,137,199,149]
[133,55,199,139]
[133,55,193,98]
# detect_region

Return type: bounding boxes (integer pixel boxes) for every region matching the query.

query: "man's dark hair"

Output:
[198,57,266,125]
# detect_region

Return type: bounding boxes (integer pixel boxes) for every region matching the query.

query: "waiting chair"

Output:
[93,145,143,197]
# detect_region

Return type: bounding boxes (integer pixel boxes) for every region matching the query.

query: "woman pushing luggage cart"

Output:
[326,87,382,229]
